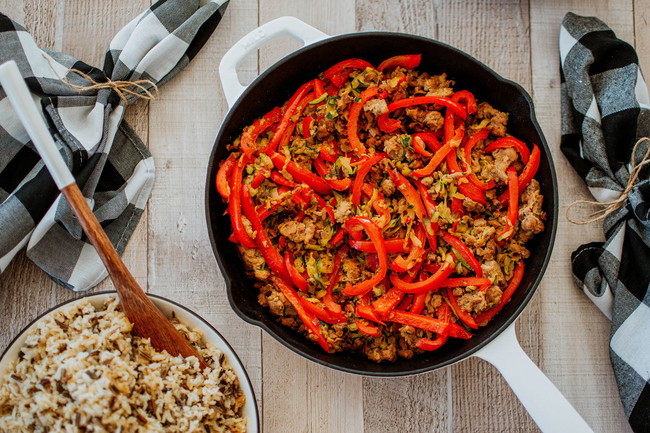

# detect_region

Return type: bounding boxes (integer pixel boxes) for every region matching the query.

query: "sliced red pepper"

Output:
[268,151,332,196]
[451,90,477,115]
[342,217,387,297]
[475,261,525,326]
[458,179,487,205]
[387,96,467,120]
[239,106,283,157]
[416,337,446,351]
[409,291,427,315]
[323,246,347,314]
[412,129,462,177]
[270,170,297,188]
[462,129,496,190]
[439,277,492,287]
[348,87,388,154]
[351,153,386,206]
[319,141,339,163]
[444,287,478,329]
[373,287,406,313]
[250,169,270,189]
[350,238,407,254]
[228,157,256,248]
[271,276,329,352]
[485,136,531,164]
[322,58,374,86]
[389,256,456,294]
[301,115,314,138]
[241,186,292,284]
[301,299,347,324]
[257,200,282,222]
[355,319,380,336]
[411,135,432,157]
[216,154,236,200]
[413,132,442,152]
[498,144,541,206]
[312,157,352,191]
[330,228,345,247]
[313,78,326,100]
[497,166,519,241]
[451,197,465,217]
[388,169,427,220]
[356,304,386,326]
[441,232,483,277]
[285,253,309,292]
[381,309,472,339]
[390,224,427,272]
[361,183,391,228]
[377,54,422,72]
[377,113,402,133]
[261,80,314,154]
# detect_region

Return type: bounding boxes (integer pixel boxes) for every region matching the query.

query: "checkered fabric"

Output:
[560,12,650,432]
[0,0,229,291]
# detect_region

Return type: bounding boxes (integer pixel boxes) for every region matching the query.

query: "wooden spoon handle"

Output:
[62,183,205,366]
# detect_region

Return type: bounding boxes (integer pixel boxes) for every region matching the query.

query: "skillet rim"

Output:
[205,30,558,376]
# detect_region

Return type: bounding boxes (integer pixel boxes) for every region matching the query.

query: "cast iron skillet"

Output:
[206,21,557,376]
[206,18,597,431]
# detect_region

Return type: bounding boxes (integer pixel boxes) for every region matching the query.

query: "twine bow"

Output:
[62,68,158,104]
[567,137,650,224]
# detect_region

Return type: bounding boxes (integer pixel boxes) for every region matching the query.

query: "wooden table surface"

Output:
[1,0,646,432]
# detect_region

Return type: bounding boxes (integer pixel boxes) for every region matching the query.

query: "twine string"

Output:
[567,137,650,225]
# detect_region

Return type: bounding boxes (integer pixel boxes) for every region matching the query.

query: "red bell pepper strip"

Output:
[271,276,329,352]
[356,304,385,326]
[411,135,432,157]
[257,201,282,222]
[239,106,283,157]
[250,169,269,189]
[389,256,456,294]
[361,184,391,228]
[377,113,402,133]
[415,302,453,350]
[441,232,482,277]
[409,291,427,314]
[312,157,352,191]
[330,228,345,247]
[342,217,388,297]
[228,157,256,248]
[216,154,236,200]
[377,54,422,72]
[355,319,380,336]
[450,197,465,217]
[319,141,339,162]
[241,186,292,284]
[498,144,541,206]
[444,287,478,329]
[285,253,309,292]
[462,129,496,190]
[451,90,477,115]
[261,80,314,154]
[270,170,297,188]
[350,238,407,254]
[301,116,314,138]
[388,169,427,220]
[381,309,472,339]
[301,299,347,324]
[497,166,519,241]
[351,153,386,206]
[387,96,467,120]
[485,136,531,164]
[323,246,348,314]
[413,132,442,152]
[313,78,326,100]
[390,224,427,272]
[412,129,462,177]
[439,277,492,288]
[475,261,525,326]
[348,87,387,155]
[268,151,332,195]
[373,287,406,313]
[322,58,374,87]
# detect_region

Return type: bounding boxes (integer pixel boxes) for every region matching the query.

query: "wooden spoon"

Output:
[0,61,206,369]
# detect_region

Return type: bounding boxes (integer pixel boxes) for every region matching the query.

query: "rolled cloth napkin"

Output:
[560,12,650,432]
[0,0,229,290]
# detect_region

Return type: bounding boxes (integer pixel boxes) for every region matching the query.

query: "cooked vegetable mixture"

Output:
[216,54,545,361]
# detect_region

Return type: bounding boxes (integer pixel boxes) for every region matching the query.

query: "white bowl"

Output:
[0,291,259,433]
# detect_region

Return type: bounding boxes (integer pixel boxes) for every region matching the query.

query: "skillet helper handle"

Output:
[474,323,593,433]
[219,16,328,108]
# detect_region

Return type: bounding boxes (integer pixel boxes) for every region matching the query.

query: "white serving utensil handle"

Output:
[0,61,75,190]
[473,322,594,433]
[219,16,328,108]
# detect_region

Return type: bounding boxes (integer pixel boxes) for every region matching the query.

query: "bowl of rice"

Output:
[0,292,258,433]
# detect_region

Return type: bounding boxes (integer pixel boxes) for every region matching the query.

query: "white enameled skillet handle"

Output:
[0,61,75,190]
[473,323,593,433]
[219,16,328,108]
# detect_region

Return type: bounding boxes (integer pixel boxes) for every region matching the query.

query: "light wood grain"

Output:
[0,0,645,432]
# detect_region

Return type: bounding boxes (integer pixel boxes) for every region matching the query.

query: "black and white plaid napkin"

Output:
[0,0,229,291]
[560,12,650,432]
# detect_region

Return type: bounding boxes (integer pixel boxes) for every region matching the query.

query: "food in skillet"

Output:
[216,54,545,362]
